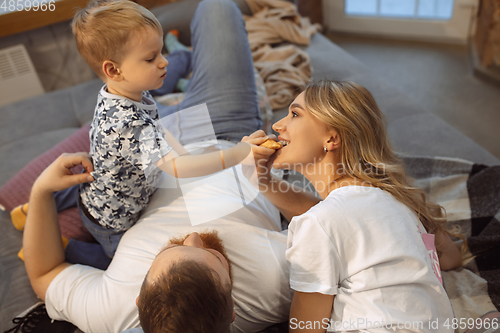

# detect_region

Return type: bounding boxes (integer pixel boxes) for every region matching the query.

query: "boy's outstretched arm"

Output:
[23,153,95,300]
[155,134,274,178]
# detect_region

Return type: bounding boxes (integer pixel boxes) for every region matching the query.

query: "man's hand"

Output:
[34,152,94,194]
[25,152,95,301]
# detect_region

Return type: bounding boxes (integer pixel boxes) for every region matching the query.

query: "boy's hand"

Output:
[34,152,95,194]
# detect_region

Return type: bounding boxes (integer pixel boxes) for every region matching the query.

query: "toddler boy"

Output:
[68,0,172,260]
[71,0,171,258]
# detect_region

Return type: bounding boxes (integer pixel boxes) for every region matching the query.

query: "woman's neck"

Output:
[303,158,372,200]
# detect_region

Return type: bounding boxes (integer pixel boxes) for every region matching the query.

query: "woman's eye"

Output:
[291,111,298,117]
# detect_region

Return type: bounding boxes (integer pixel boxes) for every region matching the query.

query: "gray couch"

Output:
[1,0,498,332]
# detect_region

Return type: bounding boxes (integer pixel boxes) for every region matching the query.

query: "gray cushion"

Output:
[70,79,103,126]
[0,128,80,187]
[0,90,80,148]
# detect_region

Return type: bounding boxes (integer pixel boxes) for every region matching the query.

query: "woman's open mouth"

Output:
[279,140,289,148]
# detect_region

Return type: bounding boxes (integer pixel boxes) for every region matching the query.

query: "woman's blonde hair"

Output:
[72,0,163,79]
[303,80,464,249]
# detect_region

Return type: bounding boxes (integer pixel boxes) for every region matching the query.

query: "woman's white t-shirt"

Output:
[286,186,454,333]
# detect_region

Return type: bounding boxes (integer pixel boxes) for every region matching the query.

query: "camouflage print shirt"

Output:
[79,85,172,231]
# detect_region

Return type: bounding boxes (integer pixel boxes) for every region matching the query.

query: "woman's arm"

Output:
[259,174,321,222]
[435,230,462,270]
[241,130,321,221]
[289,291,334,333]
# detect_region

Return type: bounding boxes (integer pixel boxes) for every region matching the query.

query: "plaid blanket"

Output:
[404,156,500,333]
[262,155,500,333]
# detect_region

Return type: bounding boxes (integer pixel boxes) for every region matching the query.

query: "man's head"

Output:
[137,231,235,333]
[71,0,164,81]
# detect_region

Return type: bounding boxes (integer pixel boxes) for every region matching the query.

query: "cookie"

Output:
[260,139,282,149]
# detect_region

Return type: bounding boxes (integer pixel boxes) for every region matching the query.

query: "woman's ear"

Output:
[102,60,122,82]
[325,130,341,152]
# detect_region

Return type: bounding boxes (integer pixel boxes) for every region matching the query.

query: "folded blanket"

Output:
[252,44,311,111]
[244,0,321,110]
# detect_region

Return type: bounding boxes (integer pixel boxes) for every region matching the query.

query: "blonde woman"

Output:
[244,80,462,333]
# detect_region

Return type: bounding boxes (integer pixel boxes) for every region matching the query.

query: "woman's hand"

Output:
[435,230,462,270]
[240,131,321,221]
[240,130,279,186]
[34,152,95,194]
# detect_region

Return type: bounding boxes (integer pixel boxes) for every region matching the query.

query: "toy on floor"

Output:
[11,203,69,261]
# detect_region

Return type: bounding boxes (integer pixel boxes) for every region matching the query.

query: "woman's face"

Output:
[272,91,334,171]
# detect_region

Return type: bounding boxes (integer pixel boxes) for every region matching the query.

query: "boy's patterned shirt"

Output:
[79,85,172,231]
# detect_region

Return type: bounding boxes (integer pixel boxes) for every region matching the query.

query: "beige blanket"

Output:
[244,0,321,110]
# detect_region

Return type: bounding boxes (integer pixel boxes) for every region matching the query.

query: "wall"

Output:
[322,0,479,45]
[476,0,500,67]
[0,20,97,93]
[0,0,183,94]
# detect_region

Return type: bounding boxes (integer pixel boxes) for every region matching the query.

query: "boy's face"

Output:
[114,27,168,98]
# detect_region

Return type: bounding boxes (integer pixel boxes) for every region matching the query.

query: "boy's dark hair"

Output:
[138,259,233,333]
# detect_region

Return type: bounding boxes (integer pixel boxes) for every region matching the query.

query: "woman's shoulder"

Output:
[324,185,411,211]
[314,185,386,215]
[296,185,417,234]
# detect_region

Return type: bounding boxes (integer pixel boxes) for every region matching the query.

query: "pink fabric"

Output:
[0,124,94,241]
[421,232,443,285]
